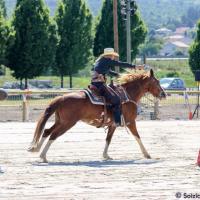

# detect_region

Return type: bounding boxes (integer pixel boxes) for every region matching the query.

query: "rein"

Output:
[120,85,138,106]
[143,94,157,103]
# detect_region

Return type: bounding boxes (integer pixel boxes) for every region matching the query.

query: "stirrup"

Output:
[114,115,125,127]
[114,122,121,127]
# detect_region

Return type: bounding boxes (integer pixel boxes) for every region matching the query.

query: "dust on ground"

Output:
[0,121,200,200]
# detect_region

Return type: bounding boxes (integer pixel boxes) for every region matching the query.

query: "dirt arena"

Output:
[0,121,200,200]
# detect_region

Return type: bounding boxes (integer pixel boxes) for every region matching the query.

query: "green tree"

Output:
[55,0,93,88]
[0,0,6,18]
[181,6,200,28]
[139,35,163,56]
[0,2,10,73]
[7,0,58,88]
[140,42,162,56]
[189,20,200,75]
[93,0,147,61]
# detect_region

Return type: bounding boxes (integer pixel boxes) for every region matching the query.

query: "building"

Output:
[175,27,190,35]
[159,41,189,56]
[155,28,172,36]
[167,34,192,45]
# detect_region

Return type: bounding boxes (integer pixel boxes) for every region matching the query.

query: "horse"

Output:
[28,69,166,163]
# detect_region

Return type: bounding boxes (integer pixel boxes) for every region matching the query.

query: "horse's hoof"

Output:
[27,147,36,152]
[145,155,151,159]
[27,146,40,153]
[103,155,113,160]
[40,156,48,163]
[40,158,48,163]
[27,147,33,152]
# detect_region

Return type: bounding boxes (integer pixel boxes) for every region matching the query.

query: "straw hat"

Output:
[101,48,119,57]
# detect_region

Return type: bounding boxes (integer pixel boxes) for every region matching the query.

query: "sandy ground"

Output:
[0,121,200,200]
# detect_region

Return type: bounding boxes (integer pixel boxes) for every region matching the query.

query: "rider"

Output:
[91,48,144,127]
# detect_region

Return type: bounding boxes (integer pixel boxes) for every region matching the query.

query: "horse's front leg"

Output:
[127,122,151,159]
[103,125,116,160]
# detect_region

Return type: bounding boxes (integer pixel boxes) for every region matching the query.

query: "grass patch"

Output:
[0,68,90,89]
[0,59,197,88]
[147,59,196,87]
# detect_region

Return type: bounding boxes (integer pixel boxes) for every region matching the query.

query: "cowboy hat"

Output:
[101,48,119,57]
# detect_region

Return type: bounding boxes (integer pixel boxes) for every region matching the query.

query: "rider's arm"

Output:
[108,58,135,69]
[108,70,120,77]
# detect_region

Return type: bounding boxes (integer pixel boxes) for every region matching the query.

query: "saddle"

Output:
[84,84,130,106]
[83,84,130,128]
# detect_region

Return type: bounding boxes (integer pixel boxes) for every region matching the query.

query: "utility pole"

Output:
[121,0,137,63]
[126,0,131,63]
[113,0,119,72]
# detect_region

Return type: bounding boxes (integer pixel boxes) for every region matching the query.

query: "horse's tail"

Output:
[28,96,62,151]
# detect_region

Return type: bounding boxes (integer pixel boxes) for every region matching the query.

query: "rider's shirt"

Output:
[93,57,134,77]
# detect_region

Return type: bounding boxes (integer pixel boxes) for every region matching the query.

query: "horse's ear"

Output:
[150,69,154,77]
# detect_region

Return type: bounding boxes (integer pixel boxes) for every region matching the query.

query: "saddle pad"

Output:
[84,89,105,105]
[83,86,130,106]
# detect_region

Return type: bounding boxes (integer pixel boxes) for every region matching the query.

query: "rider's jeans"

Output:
[91,82,121,124]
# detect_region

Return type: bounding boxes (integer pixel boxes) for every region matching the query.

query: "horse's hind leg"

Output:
[39,121,76,163]
[103,125,116,160]
[33,113,60,152]
[127,122,151,159]
[34,123,57,152]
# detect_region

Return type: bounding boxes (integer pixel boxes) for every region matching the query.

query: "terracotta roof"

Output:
[175,27,190,34]
[171,41,189,48]
[168,35,184,40]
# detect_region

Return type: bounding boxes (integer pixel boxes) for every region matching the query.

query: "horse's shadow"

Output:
[31,158,161,168]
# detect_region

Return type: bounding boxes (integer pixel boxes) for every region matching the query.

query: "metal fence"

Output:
[0,89,199,122]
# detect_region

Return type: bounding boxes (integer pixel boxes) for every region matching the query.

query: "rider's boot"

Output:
[113,109,122,127]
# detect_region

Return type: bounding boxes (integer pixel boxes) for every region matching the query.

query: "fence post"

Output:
[22,91,29,122]
[154,98,159,119]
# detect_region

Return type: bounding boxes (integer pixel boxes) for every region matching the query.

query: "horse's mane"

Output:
[118,71,149,85]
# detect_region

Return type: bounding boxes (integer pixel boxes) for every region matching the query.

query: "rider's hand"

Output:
[115,72,120,77]
[136,64,145,70]
[131,64,136,69]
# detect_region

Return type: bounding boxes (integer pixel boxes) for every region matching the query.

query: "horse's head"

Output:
[118,70,166,101]
[145,69,166,100]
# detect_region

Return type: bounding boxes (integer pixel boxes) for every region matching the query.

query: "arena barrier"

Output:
[0,89,199,122]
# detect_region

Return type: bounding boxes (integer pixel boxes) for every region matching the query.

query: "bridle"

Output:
[146,77,164,99]
[121,76,163,105]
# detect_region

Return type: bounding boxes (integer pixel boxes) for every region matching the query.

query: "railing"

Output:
[0,89,199,122]
[0,90,67,122]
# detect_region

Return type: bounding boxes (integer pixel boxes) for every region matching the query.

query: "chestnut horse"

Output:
[28,69,166,162]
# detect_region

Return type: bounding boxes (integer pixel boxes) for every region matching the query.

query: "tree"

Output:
[139,34,163,56]
[54,0,93,88]
[181,6,200,28]
[0,0,6,18]
[7,0,58,88]
[93,0,147,61]
[189,20,200,75]
[0,1,10,70]
[140,42,162,56]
